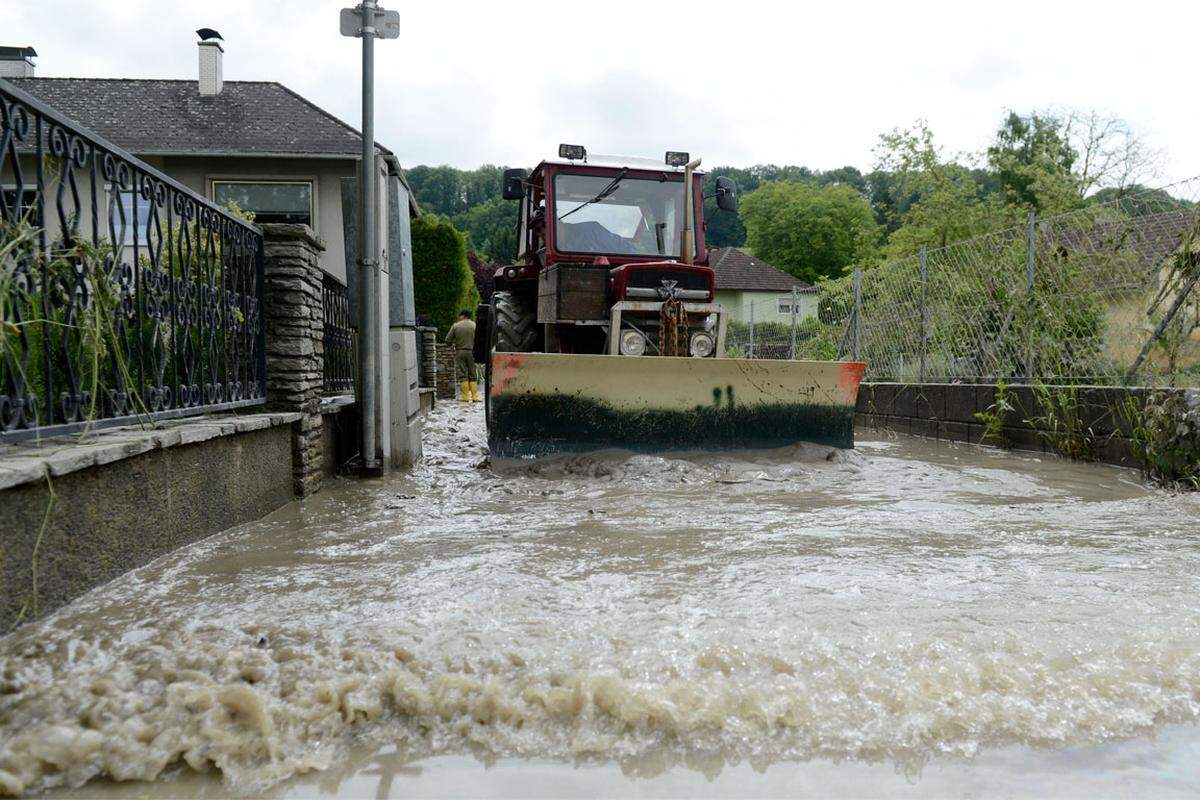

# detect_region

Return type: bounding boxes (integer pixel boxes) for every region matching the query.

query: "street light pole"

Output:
[338,2,398,474]
[356,1,380,474]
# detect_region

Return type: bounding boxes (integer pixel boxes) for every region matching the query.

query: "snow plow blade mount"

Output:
[488,353,866,458]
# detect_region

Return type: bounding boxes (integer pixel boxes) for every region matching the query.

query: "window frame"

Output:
[106,188,153,246]
[550,170,699,260]
[1,184,41,225]
[208,177,318,229]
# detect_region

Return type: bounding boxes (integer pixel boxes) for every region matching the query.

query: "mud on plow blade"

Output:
[487,353,867,458]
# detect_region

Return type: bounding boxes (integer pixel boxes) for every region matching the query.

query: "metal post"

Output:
[919,245,927,384]
[680,158,701,265]
[853,267,862,360]
[748,300,755,358]
[357,0,380,474]
[1025,211,1035,382]
[789,286,798,360]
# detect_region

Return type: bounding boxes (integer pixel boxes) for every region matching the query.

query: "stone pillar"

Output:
[417,326,438,389]
[435,343,457,399]
[261,223,326,497]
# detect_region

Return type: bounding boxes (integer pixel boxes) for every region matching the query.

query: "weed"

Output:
[975,381,1014,447]
[1127,390,1200,489]
[1026,383,1106,461]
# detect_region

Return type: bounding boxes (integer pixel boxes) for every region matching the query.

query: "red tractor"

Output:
[476,144,864,458]
[477,145,738,365]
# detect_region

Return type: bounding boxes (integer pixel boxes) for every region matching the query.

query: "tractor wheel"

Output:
[492,290,538,352]
[485,290,537,434]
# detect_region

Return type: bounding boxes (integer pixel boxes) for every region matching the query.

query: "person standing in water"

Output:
[445,310,479,402]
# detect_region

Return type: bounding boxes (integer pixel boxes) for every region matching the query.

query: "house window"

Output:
[212,180,314,226]
[109,190,151,245]
[778,298,793,315]
[1,187,39,223]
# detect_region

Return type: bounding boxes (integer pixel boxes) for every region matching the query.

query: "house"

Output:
[4,35,417,287]
[1,32,423,468]
[708,247,817,324]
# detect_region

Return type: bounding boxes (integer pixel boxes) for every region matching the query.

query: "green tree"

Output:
[987,112,1080,214]
[874,121,997,258]
[1087,185,1195,217]
[740,181,880,283]
[411,214,479,334]
[456,197,519,264]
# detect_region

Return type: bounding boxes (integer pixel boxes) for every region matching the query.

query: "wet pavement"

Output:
[3,401,1200,797]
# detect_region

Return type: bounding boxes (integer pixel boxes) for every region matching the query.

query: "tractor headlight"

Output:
[619,329,646,356]
[690,331,715,358]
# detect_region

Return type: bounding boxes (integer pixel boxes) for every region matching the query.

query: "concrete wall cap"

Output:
[260,223,327,251]
[0,412,302,491]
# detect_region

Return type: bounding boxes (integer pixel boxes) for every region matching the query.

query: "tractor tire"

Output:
[485,291,537,435]
[492,291,538,353]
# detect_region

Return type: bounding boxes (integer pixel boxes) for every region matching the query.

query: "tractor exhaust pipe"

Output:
[680,157,701,265]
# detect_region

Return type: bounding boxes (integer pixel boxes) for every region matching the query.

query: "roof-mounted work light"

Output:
[559,143,587,160]
[665,151,690,167]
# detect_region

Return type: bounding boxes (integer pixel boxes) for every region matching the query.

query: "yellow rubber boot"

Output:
[459,382,470,402]
[469,381,480,402]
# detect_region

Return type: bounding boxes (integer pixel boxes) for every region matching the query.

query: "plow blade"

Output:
[488,353,866,458]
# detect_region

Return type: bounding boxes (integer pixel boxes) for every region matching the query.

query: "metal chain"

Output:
[658,299,690,357]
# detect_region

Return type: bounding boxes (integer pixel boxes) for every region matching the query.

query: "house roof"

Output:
[708,247,816,293]
[8,77,381,159]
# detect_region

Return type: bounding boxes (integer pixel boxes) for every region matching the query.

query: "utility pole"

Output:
[341,2,398,476]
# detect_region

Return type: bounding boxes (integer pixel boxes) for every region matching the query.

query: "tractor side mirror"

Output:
[715,176,738,212]
[502,168,527,200]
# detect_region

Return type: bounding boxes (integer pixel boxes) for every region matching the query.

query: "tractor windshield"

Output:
[553,173,695,258]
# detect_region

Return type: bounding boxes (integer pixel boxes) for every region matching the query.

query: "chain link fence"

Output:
[723,178,1200,387]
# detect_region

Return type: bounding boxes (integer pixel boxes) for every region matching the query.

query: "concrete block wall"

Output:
[855,382,1167,467]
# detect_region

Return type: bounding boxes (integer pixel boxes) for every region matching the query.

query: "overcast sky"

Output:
[7,1,1199,186]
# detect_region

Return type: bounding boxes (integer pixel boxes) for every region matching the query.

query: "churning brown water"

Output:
[3,403,1200,798]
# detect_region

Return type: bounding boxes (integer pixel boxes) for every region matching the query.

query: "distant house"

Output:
[708,247,817,324]
[4,34,418,287]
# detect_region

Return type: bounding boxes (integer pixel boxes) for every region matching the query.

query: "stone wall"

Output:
[854,382,1174,467]
[0,414,297,629]
[0,223,371,631]
[262,223,327,496]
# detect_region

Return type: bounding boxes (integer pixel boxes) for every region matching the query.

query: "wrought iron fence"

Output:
[322,273,355,395]
[0,78,266,441]
[724,178,1200,388]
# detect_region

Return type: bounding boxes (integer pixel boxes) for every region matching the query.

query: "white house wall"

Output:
[161,156,356,283]
[715,290,817,324]
[3,153,356,284]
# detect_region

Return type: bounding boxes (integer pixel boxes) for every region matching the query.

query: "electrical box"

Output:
[537,264,609,323]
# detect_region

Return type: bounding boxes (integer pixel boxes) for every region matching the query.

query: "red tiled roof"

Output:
[708,247,816,292]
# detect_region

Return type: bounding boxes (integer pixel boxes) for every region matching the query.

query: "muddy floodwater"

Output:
[4,403,1200,798]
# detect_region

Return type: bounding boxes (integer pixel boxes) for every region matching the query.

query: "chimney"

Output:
[0,46,37,78]
[196,29,224,97]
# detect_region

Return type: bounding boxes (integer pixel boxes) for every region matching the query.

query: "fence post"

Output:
[853,267,862,361]
[789,286,798,360]
[919,245,927,384]
[1026,211,1035,381]
[749,300,755,358]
